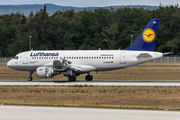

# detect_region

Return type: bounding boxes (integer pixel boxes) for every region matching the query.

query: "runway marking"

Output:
[0,110,179,120]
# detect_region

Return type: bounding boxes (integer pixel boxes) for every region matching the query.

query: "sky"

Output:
[0,0,179,7]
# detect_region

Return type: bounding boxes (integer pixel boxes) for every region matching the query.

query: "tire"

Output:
[28,77,32,81]
[72,76,76,81]
[85,75,93,81]
[68,76,76,82]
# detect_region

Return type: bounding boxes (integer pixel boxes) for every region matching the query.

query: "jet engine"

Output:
[36,67,61,78]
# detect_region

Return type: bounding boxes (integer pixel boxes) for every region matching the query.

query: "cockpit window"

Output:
[14,56,18,59]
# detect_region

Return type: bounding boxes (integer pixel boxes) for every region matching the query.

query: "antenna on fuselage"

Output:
[31,48,33,51]
[98,48,101,50]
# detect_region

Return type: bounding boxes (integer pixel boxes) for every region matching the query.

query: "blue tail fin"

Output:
[126,19,160,51]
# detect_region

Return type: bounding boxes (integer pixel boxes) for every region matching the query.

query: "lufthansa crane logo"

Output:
[142,28,155,42]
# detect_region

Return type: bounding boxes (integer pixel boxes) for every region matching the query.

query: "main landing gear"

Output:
[68,74,93,82]
[68,76,76,82]
[28,71,33,81]
[85,75,93,81]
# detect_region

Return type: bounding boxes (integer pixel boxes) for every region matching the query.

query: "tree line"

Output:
[0,4,180,57]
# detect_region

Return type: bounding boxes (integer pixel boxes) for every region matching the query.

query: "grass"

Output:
[0,86,180,110]
[1,63,180,80]
[1,63,180,110]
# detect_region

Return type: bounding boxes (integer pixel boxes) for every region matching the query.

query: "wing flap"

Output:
[70,64,96,72]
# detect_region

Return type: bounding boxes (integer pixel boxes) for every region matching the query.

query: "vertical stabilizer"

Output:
[126,19,160,51]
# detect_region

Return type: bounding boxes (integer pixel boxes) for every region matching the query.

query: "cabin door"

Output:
[120,52,126,64]
[23,53,28,64]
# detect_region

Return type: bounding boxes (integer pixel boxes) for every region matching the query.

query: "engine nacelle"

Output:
[36,67,61,78]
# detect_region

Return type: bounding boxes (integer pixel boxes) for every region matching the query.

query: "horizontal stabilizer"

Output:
[163,52,172,56]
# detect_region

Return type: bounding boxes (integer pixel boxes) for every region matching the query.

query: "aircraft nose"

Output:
[7,60,12,68]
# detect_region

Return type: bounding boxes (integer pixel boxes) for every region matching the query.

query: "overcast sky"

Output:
[1,0,179,7]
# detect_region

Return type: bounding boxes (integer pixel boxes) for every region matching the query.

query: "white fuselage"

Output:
[7,50,163,72]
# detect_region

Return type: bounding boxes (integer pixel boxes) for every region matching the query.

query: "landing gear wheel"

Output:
[68,76,76,82]
[85,75,93,81]
[28,77,32,81]
[72,76,76,81]
[28,71,33,81]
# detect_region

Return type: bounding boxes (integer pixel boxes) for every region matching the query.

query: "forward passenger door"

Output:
[23,53,28,64]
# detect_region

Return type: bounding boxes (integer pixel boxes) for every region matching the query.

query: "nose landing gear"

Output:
[28,71,33,81]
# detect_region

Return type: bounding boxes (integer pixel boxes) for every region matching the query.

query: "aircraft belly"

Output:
[8,65,36,71]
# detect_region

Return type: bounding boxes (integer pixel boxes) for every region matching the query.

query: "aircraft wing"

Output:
[52,59,96,73]
[41,59,96,74]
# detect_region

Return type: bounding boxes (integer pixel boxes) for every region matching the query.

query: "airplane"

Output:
[7,19,166,82]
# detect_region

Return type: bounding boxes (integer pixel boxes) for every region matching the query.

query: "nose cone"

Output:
[7,60,12,68]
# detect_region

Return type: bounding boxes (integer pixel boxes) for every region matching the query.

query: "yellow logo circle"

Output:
[142,28,155,42]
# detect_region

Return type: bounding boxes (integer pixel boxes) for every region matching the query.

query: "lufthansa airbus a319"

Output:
[7,19,168,82]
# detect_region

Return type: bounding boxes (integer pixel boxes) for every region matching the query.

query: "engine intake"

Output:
[36,67,61,78]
